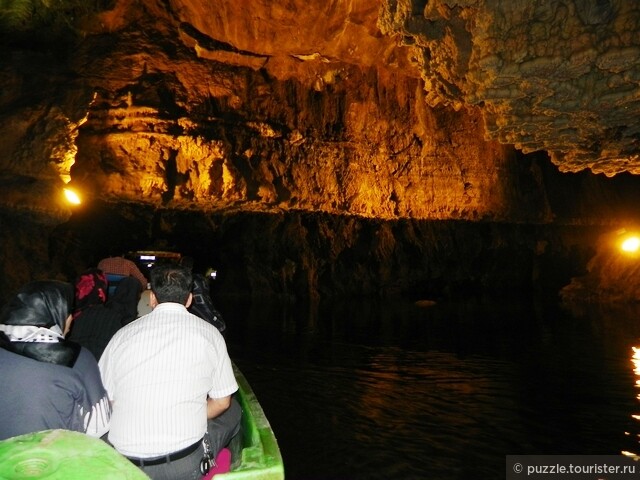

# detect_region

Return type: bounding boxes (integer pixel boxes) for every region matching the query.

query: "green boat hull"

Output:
[0,364,283,479]
[0,429,149,479]
[222,363,284,479]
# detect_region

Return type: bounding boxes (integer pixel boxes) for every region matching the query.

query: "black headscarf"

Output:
[0,280,81,366]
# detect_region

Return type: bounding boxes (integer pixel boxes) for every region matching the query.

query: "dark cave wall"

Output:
[189,212,596,301]
[3,150,639,307]
[29,201,598,308]
[0,213,69,305]
[3,151,640,309]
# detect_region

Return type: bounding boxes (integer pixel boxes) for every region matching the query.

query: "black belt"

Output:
[127,438,202,467]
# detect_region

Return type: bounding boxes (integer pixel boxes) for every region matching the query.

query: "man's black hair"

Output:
[150,262,193,305]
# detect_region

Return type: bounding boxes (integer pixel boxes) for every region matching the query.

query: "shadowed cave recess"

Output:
[5,156,640,307]
[2,0,640,307]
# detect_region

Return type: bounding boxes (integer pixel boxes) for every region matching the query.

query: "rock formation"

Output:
[379,0,640,175]
[1,0,640,303]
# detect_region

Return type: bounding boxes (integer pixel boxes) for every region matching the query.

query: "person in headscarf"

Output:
[0,280,111,441]
[68,269,141,360]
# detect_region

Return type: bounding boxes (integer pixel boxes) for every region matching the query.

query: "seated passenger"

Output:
[179,256,226,332]
[99,262,240,479]
[0,280,110,441]
[68,269,141,360]
[98,253,148,291]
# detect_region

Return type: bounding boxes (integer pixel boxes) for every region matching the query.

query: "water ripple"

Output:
[227,297,640,480]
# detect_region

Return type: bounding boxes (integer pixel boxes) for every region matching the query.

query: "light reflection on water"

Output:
[625,346,640,458]
[219,294,640,480]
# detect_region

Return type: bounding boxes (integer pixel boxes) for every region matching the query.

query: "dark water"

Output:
[219,293,640,480]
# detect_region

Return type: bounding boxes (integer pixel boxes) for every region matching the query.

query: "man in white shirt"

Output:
[99,262,241,479]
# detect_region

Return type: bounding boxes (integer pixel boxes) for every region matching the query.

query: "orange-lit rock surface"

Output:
[2,0,640,221]
[2,0,640,302]
[64,0,534,221]
[379,0,640,175]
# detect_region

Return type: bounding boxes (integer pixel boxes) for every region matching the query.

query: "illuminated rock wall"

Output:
[379,0,640,175]
[73,60,548,222]
[2,0,640,303]
[4,0,640,220]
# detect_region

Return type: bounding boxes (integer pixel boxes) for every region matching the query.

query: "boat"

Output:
[126,250,183,274]
[0,363,284,480]
[0,429,148,479]
[214,363,284,479]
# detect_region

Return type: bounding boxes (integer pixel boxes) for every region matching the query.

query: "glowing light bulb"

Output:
[622,236,640,253]
[64,188,81,205]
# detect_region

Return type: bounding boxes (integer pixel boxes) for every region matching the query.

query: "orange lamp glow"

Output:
[63,188,81,205]
[621,236,640,253]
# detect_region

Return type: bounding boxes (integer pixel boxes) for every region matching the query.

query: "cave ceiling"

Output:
[1,0,640,222]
